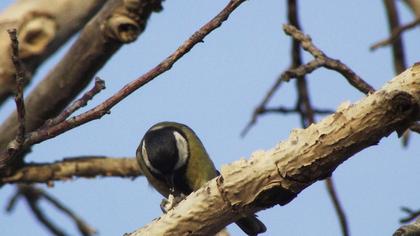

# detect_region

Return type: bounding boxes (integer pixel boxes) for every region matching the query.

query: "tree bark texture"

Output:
[0,0,107,104]
[128,63,420,236]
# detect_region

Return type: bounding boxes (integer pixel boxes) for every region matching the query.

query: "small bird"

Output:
[136,121,266,235]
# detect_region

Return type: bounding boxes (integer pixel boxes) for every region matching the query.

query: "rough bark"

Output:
[127,63,420,236]
[0,0,163,175]
[0,0,107,105]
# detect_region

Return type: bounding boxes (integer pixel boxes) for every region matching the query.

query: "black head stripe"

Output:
[144,127,180,174]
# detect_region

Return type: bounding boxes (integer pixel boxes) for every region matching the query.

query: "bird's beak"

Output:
[165,174,176,194]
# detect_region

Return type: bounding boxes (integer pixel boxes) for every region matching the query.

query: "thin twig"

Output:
[11,185,96,236]
[19,185,68,236]
[41,188,97,236]
[371,17,420,50]
[5,187,21,212]
[282,24,375,95]
[1,156,140,184]
[3,0,247,151]
[7,28,26,153]
[42,78,106,128]
[383,0,407,74]
[262,106,333,115]
[326,177,350,236]
[240,78,284,137]
[400,207,420,224]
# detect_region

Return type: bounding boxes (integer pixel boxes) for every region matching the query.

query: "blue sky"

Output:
[1,1,419,235]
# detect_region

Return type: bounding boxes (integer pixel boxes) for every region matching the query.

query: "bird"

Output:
[136,121,266,235]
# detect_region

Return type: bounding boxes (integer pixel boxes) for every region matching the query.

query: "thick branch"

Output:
[128,64,420,235]
[394,216,420,236]
[0,0,163,175]
[1,157,140,184]
[0,0,247,170]
[0,0,106,105]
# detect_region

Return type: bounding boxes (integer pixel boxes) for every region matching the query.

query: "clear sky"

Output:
[1,1,419,235]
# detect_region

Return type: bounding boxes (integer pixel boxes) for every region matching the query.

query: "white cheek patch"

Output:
[142,141,161,174]
[173,131,188,170]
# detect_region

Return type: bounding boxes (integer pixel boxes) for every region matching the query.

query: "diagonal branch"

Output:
[371,17,420,50]
[0,0,249,175]
[11,185,96,236]
[282,25,375,95]
[0,0,163,176]
[242,24,375,137]
[128,64,420,236]
[400,207,420,224]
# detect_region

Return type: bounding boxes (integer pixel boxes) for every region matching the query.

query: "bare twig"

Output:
[371,17,420,50]
[7,29,26,153]
[0,77,107,177]
[382,0,408,74]
[42,78,106,128]
[241,24,376,137]
[282,24,375,95]
[240,78,284,137]
[262,106,333,115]
[12,0,247,148]
[19,185,68,236]
[326,177,350,236]
[0,0,163,176]
[9,185,96,236]
[40,188,97,236]
[6,188,21,212]
[1,156,140,184]
[400,207,420,224]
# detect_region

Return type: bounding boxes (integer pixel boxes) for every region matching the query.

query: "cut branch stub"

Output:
[103,0,162,43]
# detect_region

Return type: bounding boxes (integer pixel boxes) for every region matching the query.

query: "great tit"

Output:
[136,121,266,235]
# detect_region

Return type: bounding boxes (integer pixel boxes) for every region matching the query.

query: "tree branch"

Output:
[7,29,26,154]
[127,64,420,235]
[371,17,420,50]
[9,185,96,236]
[1,157,140,184]
[394,216,420,236]
[241,24,375,137]
[286,1,350,235]
[400,207,420,224]
[383,0,407,74]
[0,0,163,175]
[0,0,248,178]
[281,25,375,95]
[0,0,107,105]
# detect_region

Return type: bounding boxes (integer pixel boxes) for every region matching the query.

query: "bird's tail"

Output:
[235,214,266,236]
